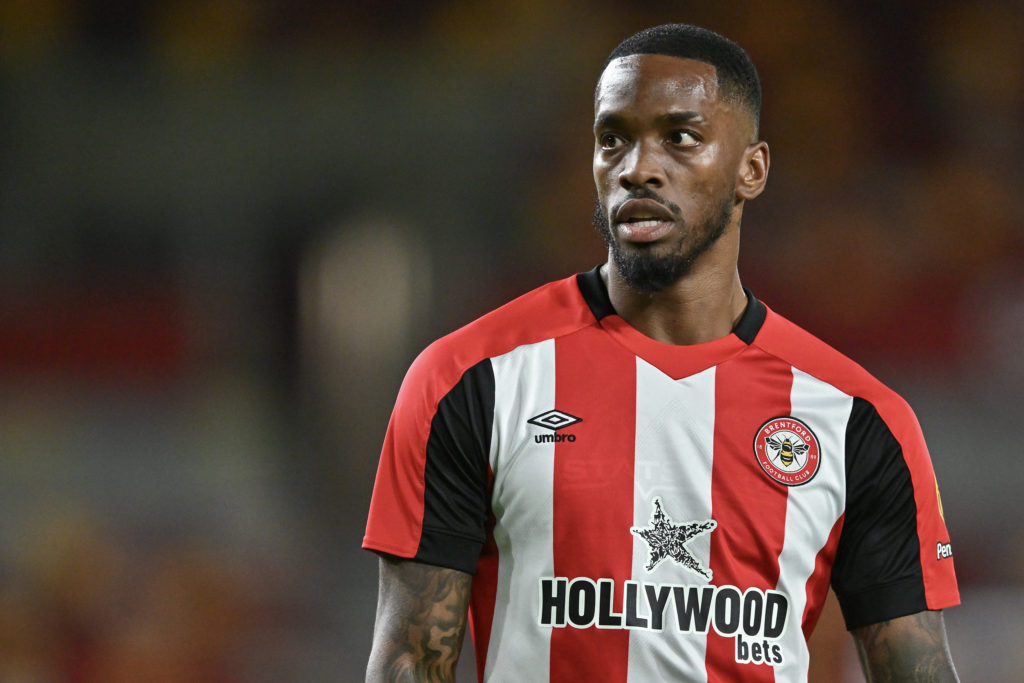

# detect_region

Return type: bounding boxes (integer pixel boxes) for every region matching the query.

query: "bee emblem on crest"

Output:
[764,435,809,467]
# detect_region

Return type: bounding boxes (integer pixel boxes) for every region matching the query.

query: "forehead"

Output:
[595,54,723,119]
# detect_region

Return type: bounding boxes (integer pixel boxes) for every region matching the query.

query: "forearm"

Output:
[366,556,472,682]
[853,611,958,682]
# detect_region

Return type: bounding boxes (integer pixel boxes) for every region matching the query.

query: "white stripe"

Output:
[484,339,557,682]
[627,360,717,683]
[773,368,851,682]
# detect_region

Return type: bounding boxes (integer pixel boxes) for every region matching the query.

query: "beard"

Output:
[593,191,734,293]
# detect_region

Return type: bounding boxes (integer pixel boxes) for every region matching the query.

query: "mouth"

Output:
[613,198,676,243]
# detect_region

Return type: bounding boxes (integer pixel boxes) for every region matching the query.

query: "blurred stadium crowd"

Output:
[0,0,1022,680]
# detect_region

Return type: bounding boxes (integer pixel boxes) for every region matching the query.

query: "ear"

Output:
[736,141,769,201]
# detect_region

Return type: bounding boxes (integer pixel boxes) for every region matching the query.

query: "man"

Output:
[364,24,959,682]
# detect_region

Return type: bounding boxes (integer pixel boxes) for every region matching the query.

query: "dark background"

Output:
[1,1,1021,679]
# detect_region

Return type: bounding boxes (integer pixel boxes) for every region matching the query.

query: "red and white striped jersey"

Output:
[364,267,959,682]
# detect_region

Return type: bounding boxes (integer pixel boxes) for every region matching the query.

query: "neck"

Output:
[602,230,748,346]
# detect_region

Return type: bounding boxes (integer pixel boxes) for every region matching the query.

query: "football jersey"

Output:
[363,266,959,682]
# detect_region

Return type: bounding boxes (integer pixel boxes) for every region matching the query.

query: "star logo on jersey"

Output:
[630,497,717,580]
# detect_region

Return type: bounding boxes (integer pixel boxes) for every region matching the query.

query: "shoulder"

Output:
[752,304,922,442]
[402,273,598,402]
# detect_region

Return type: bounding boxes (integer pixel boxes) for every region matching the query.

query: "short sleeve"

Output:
[363,356,495,574]
[831,397,959,629]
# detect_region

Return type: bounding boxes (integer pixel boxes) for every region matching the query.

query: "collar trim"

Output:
[576,265,766,345]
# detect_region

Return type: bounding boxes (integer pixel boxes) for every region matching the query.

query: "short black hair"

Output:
[602,24,761,133]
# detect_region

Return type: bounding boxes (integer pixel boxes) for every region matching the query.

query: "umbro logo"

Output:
[528,409,581,443]
[528,409,582,431]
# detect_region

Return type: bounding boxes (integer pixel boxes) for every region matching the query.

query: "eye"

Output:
[669,130,699,146]
[599,133,624,150]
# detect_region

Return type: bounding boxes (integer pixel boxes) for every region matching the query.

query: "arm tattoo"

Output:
[368,557,472,682]
[853,611,959,682]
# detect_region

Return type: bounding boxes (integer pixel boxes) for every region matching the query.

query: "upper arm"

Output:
[852,610,959,683]
[363,349,493,681]
[366,555,473,683]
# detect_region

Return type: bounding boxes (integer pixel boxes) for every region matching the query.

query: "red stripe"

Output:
[469,474,498,683]
[706,349,793,682]
[801,513,844,639]
[550,327,635,683]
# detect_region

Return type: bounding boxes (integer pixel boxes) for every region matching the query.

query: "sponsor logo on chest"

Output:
[537,578,788,666]
[536,497,791,667]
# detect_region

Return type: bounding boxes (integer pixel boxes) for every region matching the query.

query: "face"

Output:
[593,54,762,292]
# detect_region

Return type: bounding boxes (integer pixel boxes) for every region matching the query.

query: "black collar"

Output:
[576,265,766,345]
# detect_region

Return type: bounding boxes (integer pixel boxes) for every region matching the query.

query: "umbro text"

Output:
[535,433,577,443]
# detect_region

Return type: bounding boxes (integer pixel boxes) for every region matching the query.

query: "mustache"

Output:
[609,189,682,221]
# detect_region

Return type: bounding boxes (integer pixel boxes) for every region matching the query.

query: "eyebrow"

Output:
[593,110,704,129]
[660,111,703,126]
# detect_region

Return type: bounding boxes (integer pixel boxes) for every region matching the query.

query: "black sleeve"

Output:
[413,359,495,573]
[831,397,926,629]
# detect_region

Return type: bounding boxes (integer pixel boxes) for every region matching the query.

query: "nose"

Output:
[618,139,666,189]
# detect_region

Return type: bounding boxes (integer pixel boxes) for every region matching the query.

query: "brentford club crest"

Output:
[753,416,821,486]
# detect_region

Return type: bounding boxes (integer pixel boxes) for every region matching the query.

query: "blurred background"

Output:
[0,0,1021,680]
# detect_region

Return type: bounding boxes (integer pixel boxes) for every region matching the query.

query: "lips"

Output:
[614,198,676,242]
[615,198,674,224]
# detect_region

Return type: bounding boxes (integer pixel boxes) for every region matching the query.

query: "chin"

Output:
[611,248,697,293]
